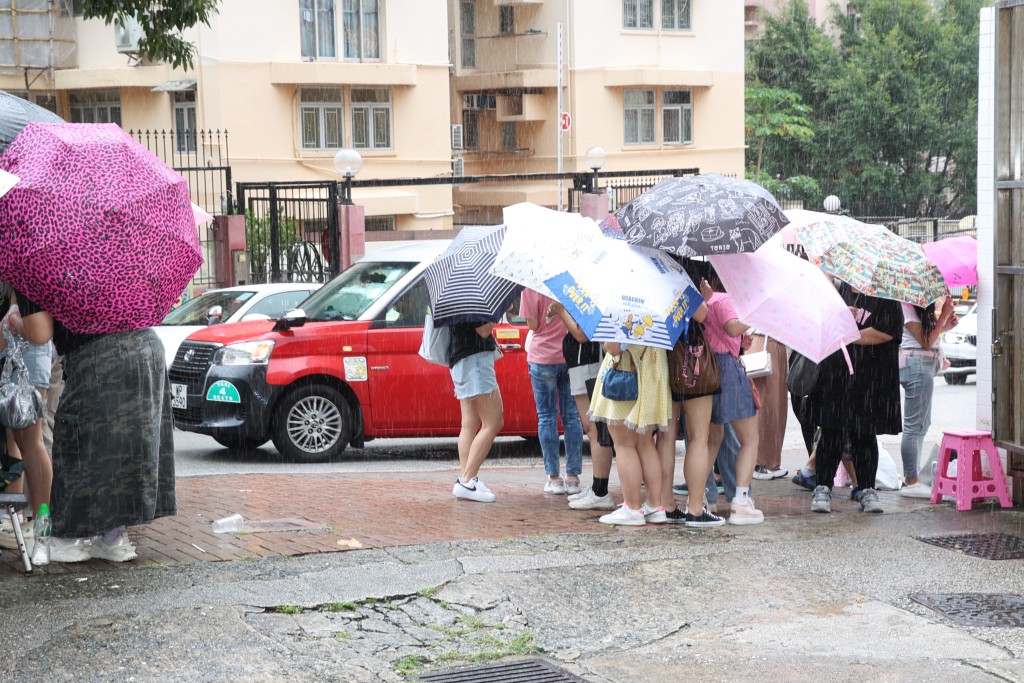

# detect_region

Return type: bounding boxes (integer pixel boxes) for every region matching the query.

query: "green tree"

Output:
[745,85,815,180]
[76,0,220,70]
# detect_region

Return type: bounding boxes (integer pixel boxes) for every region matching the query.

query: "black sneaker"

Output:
[665,507,687,524]
[684,508,726,528]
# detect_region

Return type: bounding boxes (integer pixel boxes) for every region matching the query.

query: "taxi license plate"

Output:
[171,383,188,410]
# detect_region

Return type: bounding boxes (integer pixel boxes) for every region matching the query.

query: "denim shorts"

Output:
[450,351,498,400]
[568,362,601,396]
[20,340,54,389]
[711,352,756,424]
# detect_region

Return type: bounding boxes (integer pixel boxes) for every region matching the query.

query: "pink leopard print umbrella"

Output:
[0,122,203,334]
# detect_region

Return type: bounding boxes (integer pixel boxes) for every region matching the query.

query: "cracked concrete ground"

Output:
[1,496,1023,682]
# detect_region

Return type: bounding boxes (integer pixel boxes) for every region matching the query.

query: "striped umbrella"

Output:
[423,224,522,326]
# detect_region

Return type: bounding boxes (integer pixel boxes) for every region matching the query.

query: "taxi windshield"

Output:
[162,290,256,326]
[301,261,416,322]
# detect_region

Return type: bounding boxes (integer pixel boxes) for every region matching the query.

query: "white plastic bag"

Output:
[874,439,901,490]
[418,314,451,366]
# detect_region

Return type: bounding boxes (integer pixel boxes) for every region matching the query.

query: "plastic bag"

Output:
[874,439,901,490]
[0,340,43,429]
[418,313,451,366]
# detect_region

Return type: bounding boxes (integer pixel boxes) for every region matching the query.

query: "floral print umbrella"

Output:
[0,122,203,333]
[790,213,949,307]
[614,174,790,256]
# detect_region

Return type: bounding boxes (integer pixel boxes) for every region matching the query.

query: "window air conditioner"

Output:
[451,124,464,150]
[114,15,144,54]
[453,157,465,177]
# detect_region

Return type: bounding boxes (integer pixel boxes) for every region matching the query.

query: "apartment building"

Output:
[1,0,744,233]
[744,0,851,40]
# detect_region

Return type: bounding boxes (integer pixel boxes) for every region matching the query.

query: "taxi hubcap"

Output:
[287,396,343,453]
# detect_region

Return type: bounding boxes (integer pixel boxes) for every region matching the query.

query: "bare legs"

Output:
[657,401,682,510]
[13,387,50,514]
[457,388,504,484]
[608,424,662,510]
[682,396,713,515]
[575,394,612,480]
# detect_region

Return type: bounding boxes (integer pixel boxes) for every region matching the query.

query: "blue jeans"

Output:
[899,352,939,479]
[528,362,583,477]
[707,423,739,505]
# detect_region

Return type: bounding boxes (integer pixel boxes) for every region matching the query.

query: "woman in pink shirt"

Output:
[699,270,763,525]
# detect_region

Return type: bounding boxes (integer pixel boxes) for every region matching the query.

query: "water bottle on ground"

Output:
[212,513,244,533]
[32,503,51,566]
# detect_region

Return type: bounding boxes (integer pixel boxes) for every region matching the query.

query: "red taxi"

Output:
[168,241,537,462]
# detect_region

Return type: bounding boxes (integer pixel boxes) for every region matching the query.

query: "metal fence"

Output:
[129,129,232,289]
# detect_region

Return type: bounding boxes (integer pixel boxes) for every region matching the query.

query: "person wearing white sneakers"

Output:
[448,320,503,503]
[588,341,672,526]
[699,273,764,526]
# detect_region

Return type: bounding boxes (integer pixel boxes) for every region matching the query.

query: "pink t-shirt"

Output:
[703,292,741,357]
[519,288,569,364]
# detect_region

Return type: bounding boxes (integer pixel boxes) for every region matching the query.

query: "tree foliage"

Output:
[746,0,985,218]
[76,0,220,70]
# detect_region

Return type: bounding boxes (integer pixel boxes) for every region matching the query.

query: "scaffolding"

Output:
[0,0,76,80]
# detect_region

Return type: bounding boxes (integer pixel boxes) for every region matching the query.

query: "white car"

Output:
[154,283,321,367]
[940,303,977,385]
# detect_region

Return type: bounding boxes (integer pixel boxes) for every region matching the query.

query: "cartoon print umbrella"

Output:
[789,213,949,307]
[0,122,203,334]
[544,238,703,350]
[614,174,790,257]
[423,224,523,326]
[489,202,603,298]
[0,90,63,155]
[921,234,978,288]
[708,245,862,363]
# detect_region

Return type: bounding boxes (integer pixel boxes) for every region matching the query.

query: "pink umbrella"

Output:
[921,235,978,287]
[709,245,861,363]
[0,122,203,334]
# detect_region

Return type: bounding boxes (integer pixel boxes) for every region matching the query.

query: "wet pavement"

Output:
[1,447,1022,682]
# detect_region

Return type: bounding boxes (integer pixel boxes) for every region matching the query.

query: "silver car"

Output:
[939,303,976,385]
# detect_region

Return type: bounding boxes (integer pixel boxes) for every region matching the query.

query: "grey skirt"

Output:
[51,328,176,538]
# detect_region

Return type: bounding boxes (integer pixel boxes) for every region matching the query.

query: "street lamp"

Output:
[333,148,363,205]
[823,194,841,213]
[584,146,607,193]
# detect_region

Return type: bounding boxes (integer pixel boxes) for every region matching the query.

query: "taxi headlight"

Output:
[213,341,275,365]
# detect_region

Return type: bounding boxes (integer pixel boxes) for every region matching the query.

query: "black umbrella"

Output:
[614,173,789,257]
[0,90,64,155]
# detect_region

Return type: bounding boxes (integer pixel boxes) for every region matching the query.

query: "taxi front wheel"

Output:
[272,384,352,463]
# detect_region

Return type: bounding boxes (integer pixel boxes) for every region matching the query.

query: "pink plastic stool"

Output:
[931,430,1014,511]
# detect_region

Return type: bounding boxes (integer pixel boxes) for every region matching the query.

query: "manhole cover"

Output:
[917,532,1024,560]
[911,593,1024,627]
[243,518,329,533]
[415,658,587,682]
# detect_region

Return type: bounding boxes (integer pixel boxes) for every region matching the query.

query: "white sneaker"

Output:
[728,497,765,525]
[753,465,789,480]
[567,487,590,501]
[899,482,933,499]
[564,476,582,495]
[599,505,646,526]
[47,537,91,563]
[568,488,615,510]
[453,478,496,503]
[90,530,138,562]
[640,502,667,524]
[543,477,567,494]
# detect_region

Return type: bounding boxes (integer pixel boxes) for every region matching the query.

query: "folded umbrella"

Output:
[423,224,522,326]
[614,173,790,256]
[544,238,703,350]
[921,235,978,288]
[0,90,63,155]
[0,122,203,334]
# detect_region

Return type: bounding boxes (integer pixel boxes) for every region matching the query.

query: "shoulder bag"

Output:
[418,313,452,366]
[601,347,642,402]
[741,333,772,379]
[668,322,720,396]
[786,351,820,397]
[0,335,44,430]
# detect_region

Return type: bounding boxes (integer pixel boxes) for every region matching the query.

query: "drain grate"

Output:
[916,532,1024,560]
[415,658,587,682]
[243,517,329,533]
[911,593,1024,627]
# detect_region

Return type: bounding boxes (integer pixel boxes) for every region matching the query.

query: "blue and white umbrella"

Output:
[544,239,704,350]
[423,224,522,326]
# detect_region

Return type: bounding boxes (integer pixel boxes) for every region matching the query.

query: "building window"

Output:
[462,110,480,149]
[624,89,655,144]
[661,0,691,30]
[623,0,653,29]
[662,90,692,144]
[173,90,197,152]
[460,0,475,68]
[351,87,391,149]
[343,0,380,60]
[300,0,337,59]
[501,122,517,150]
[500,6,514,35]
[365,215,396,232]
[69,90,121,125]
[300,87,343,150]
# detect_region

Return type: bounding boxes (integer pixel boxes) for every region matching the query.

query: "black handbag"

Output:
[786,351,820,397]
[601,348,640,402]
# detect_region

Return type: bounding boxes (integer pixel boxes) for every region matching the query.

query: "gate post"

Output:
[339,204,365,271]
[580,188,609,223]
[213,214,249,287]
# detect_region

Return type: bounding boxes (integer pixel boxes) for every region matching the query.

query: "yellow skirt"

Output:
[589,346,671,433]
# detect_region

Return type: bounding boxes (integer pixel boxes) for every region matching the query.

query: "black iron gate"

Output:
[235,181,339,284]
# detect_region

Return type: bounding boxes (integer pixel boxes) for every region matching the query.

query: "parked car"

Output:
[155,283,321,367]
[168,241,538,461]
[940,303,977,385]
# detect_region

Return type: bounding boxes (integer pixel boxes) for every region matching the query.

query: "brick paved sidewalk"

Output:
[1,460,931,577]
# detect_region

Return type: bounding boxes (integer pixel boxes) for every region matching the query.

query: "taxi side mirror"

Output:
[273,308,307,332]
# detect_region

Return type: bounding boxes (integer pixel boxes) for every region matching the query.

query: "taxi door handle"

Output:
[499,343,522,350]
[370,365,389,371]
